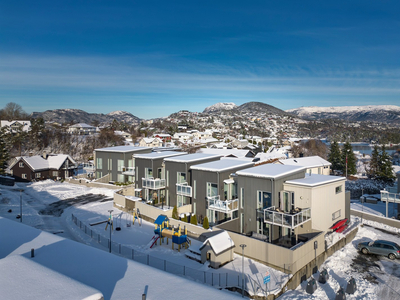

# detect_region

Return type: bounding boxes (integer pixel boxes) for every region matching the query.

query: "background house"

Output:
[67,123,97,135]
[0,120,31,133]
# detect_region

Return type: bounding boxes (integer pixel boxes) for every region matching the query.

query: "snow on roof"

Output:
[164,153,223,163]
[11,154,76,171]
[0,256,103,300]
[95,145,149,153]
[279,156,331,168]
[200,231,234,255]
[190,159,254,172]
[70,123,95,128]
[284,174,345,187]
[0,217,241,300]
[197,148,253,158]
[236,164,306,179]
[134,151,186,159]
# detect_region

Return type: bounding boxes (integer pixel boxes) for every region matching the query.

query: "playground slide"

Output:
[150,236,159,248]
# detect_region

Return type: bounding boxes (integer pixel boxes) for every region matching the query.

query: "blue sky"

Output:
[1,1,399,119]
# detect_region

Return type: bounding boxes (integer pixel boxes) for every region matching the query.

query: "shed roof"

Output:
[200,231,235,255]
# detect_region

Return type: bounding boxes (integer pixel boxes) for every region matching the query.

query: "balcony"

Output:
[176,183,192,197]
[264,206,311,229]
[207,195,238,214]
[122,167,135,176]
[381,190,400,203]
[142,177,166,190]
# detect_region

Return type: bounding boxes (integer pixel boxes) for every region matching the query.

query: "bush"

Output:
[172,206,179,220]
[203,216,209,229]
[182,214,187,223]
[190,214,198,225]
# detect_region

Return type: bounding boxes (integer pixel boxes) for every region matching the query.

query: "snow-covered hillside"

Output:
[287,105,400,123]
[203,102,238,113]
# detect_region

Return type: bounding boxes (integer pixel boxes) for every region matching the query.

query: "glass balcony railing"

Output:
[381,191,400,203]
[121,167,135,176]
[207,195,239,213]
[264,206,311,229]
[176,183,192,197]
[142,177,166,189]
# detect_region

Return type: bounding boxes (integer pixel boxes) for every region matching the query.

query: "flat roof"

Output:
[284,174,345,187]
[164,153,223,163]
[236,164,306,179]
[279,156,331,168]
[190,159,254,172]
[134,151,187,159]
[95,145,150,153]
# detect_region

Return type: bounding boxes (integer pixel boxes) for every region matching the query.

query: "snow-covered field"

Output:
[1,180,400,299]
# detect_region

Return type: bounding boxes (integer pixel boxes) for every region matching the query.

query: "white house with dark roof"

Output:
[0,120,31,133]
[138,137,163,148]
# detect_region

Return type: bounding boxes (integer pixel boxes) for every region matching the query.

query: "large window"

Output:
[108,159,112,171]
[96,158,102,169]
[240,187,244,208]
[177,172,186,184]
[257,191,271,210]
[206,182,218,198]
[53,171,58,176]
[145,168,153,178]
[118,159,124,171]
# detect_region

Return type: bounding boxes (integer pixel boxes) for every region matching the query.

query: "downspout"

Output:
[270,177,274,243]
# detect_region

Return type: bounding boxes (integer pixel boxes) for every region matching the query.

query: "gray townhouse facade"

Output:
[190,158,255,225]
[94,146,152,183]
[134,151,186,203]
[163,153,223,208]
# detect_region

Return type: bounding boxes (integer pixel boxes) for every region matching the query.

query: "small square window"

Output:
[335,186,342,194]
[22,174,27,179]
[35,173,41,178]
[19,162,24,168]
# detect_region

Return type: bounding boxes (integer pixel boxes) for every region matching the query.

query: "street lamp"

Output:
[108,210,113,253]
[240,244,247,298]
[20,189,22,223]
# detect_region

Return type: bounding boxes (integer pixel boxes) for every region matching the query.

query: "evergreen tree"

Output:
[0,128,10,175]
[172,206,178,220]
[203,216,209,229]
[376,145,396,184]
[341,141,357,176]
[367,145,380,179]
[328,141,342,172]
[190,214,198,226]
[182,214,188,223]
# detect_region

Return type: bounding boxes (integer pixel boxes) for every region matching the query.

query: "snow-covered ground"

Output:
[2,180,400,299]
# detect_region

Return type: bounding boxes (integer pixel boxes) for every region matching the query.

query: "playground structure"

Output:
[132,208,142,226]
[105,211,114,231]
[152,215,190,251]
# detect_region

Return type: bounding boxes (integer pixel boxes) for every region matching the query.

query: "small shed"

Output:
[199,230,235,268]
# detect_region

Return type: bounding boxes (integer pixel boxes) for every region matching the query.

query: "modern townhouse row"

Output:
[95,146,349,255]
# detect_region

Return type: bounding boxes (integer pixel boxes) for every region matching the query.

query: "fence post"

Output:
[204,272,206,284]
[119,244,121,254]
[147,255,149,265]
[184,266,186,276]
[226,273,228,288]
[164,260,166,271]
[212,273,214,286]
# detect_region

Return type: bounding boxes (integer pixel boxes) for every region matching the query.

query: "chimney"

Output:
[28,152,33,157]
[42,151,48,159]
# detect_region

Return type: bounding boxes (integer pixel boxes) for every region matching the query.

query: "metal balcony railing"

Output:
[264,206,311,229]
[142,177,166,189]
[207,195,239,213]
[381,190,400,203]
[176,183,192,197]
[121,167,135,176]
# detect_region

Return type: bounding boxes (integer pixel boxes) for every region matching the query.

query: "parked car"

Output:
[357,240,400,260]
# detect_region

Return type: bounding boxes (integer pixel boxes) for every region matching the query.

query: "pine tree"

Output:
[172,206,179,220]
[182,214,188,223]
[376,145,396,184]
[0,128,10,175]
[203,216,209,229]
[341,141,357,176]
[190,214,198,226]
[367,145,380,179]
[328,141,342,173]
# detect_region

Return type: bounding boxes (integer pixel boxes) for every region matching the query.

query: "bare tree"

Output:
[0,102,28,120]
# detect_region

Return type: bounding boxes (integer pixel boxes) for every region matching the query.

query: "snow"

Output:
[286,105,400,115]
[200,231,234,255]
[190,159,254,172]
[285,174,345,187]
[203,102,237,113]
[279,156,331,168]
[2,180,400,299]
[94,145,149,153]
[236,164,305,179]
[164,153,223,163]
[134,151,187,159]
